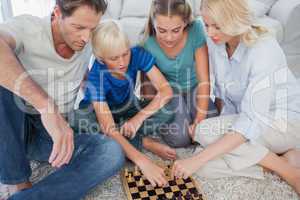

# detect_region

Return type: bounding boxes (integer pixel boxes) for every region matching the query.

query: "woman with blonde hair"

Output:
[171,0,300,194]
[141,0,218,159]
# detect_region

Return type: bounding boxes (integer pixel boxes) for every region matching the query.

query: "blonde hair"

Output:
[92,20,130,58]
[143,0,193,40]
[201,0,269,46]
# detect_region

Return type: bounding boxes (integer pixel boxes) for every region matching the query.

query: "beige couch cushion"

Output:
[248,0,278,17]
[103,0,123,19]
[120,0,152,18]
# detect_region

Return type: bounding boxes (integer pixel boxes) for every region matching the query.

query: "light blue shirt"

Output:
[209,36,300,140]
[143,19,206,92]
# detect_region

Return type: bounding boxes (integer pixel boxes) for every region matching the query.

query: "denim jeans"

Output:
[0,86,125,200]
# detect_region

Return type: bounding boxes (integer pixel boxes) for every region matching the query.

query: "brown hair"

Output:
[56,0,107,17]
[144,0,193,39]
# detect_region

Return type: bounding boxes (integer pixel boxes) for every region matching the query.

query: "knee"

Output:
[194,119,215,147]
[106,139,126,170]
[162,131,191,148]
[93,135,125,170]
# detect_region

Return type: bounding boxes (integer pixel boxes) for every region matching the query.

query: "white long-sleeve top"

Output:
[208,36,300,140]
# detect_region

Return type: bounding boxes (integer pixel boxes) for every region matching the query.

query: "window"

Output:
[10,0,55,17]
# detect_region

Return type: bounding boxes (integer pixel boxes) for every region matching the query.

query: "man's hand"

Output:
[40,111,74,168]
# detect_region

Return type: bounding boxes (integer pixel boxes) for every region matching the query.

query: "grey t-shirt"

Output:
[0,14,92,113]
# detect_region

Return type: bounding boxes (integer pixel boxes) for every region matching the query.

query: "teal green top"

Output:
[143,19,207,92]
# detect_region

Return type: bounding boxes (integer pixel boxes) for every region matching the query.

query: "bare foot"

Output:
[283,149,300,168]
[143,137,177,160]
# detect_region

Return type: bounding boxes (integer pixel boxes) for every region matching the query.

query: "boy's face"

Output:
[101,47,131,77]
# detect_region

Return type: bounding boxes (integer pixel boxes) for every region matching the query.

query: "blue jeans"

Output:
[0,86,125,200]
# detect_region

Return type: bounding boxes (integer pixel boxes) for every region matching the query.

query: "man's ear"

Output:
[53,5,62,19]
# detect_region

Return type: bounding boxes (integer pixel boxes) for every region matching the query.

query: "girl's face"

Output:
[100,47,131,77]
[154,15,187,48]
[201,11,234,45]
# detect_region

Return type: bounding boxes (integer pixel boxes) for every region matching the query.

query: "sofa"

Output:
[102,0,300,75]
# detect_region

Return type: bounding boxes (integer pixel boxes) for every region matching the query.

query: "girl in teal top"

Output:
[141,0,217,159]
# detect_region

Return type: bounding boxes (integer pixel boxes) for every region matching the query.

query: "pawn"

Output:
[128,173,132,182]
[138,178,144,186]
[134,166,139,176]
[185,191,192,200]
[124,168,128,177]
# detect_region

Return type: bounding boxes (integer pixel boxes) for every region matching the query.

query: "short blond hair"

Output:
[201,0,269,46]
[92,20,130,58]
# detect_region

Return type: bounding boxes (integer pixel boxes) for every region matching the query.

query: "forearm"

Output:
[110,132,146,164]
[0,38,50,112]
[194,82,210,123]
[194,132,246,164]
[136,87,172,122]
[94,103,148,164]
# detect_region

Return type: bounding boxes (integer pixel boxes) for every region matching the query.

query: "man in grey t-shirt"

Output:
[0,1,124,199]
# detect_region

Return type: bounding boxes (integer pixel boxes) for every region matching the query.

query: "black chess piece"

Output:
[186,191,192,199]
[177,193,183,200]
[171,194,176,200]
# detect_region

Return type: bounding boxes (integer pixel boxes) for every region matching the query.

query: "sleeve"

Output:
[231,42,285,140]
[84,61,107,102]
[0,15,30,53]
[192,18,207,49]
[136,47,156,73]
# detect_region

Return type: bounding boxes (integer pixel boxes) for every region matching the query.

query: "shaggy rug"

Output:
[1,146,299,200]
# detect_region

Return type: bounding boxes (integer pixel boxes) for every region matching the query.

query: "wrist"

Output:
[37,99,58,114]
[134,154,148,166]
[194,115,206,124]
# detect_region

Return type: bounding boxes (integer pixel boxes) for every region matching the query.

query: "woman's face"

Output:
[201,11,234,45]
[154,15,187,48]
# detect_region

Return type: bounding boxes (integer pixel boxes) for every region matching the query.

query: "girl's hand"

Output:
[188,123,197,140]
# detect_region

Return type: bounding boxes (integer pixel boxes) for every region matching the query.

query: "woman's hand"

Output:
[171,156,204,179]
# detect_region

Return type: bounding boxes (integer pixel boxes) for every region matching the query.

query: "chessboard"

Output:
[120,164,205,200]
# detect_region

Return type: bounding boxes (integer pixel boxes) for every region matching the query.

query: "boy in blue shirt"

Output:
[80,20,174,187]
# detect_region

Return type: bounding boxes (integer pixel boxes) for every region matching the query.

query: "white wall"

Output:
[10,0,55,17]
[0,1,4,22]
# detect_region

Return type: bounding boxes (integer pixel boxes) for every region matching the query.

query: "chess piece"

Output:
[128,173,132,182]
[134,166,139,176]
[186,191,192,199]
[125,168,128,177]
[138,178,143,186]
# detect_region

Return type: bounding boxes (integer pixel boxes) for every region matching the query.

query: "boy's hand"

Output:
[120,116,143,139]
[137,156,167,187]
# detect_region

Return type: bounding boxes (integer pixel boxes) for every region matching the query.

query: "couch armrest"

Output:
[269,0,300,44]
